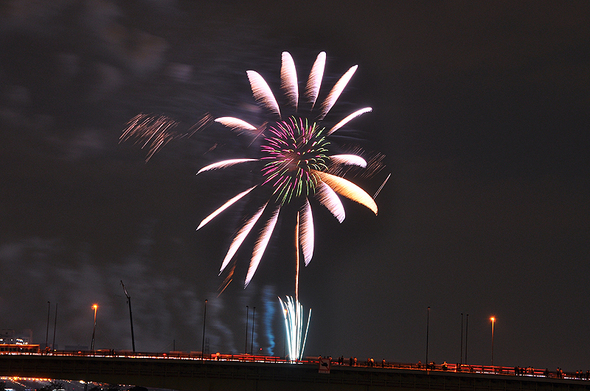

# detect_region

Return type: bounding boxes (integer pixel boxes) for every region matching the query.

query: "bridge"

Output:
[2,353,590,391]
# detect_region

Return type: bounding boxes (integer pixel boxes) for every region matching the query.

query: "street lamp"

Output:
[121,281,136,353]
[465,313,469,363]
[251,306,256,355]
[283,308,288,358]
[52,303,58,351]
[90,304,98,351]
[201,299,207,359]
[245,306,249,354]
[490,316,496,367]
[45,301,51,351]
[425,306,430,367]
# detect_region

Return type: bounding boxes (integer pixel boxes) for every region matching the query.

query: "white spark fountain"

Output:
[279,296,311,362]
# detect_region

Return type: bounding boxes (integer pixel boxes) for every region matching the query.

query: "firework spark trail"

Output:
[314,171,378,215]
[196,186,257,231]
[246,205,280,287]
[330,154,367,168]
[281,52,299,110]
[196,52,379,287]
[197,158,259,174]
[316,182,346,223]
[215,117,258,132]
[299,200,314,266]
[219,203,267,275]
[305,51,326,110]
[121,113,212,161]
[247,71,281,118]
[329,149,386,179]
[328,107,373,135]
[120,114,180,158]
[373,173,391,199]
[187,113,214,137]
[319,65,358,120]
[295,211,300,301]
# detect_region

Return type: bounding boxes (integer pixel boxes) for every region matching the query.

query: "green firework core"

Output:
[261,117,330,204]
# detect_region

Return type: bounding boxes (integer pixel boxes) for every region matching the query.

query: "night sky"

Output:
[1,0,589,372]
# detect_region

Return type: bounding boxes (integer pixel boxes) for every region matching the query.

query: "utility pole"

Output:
[121,281,136,353]
[251,306,256,355]
[52,303,58,351]
[45,301,51,350]
[202,299,208,359]
[465,314,469,363]
[460,313,464,365]
[425,306,430,366]
[245,306,249,354]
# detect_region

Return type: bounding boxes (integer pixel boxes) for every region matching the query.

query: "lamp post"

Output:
[90,304,98,351]
[251,307,256,355]
[245,306,249,354]
[425,306,430,367]
[201,299,207,359]
[120,281,136,353]
[460,313,463,366]
[283,308,288,359]
[45,301,51,350]
[490,316,496,367]
[52,303,58,351]
[465,313,469,363]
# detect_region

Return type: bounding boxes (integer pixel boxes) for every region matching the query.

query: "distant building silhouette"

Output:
[0,328,33,344]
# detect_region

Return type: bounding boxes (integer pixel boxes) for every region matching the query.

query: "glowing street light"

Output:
[490,316,496,366]
[90,304,98,351]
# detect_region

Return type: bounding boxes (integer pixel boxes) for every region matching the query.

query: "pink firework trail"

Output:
[121,113,212,161]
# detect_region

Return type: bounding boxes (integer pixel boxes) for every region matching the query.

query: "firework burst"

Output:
[197,51,378,287]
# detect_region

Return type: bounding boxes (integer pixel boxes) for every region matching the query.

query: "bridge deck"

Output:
[2,354,590,391]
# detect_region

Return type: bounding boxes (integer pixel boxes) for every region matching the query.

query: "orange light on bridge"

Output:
[91,304,98,351]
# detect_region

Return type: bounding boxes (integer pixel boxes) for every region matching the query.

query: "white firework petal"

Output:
[305,51,326,110]
[319,65,358,120]
[196,186,257,230]
[316,171,378,215]
[245,205,281,287]
[247,70,281,119]
[327,107,372,135]
[330,154,367,168]
[299,199,314,266]
[315,181,345,223]
[281,52,299,110]
[197,158,258,174]
[219,202,267,274]
[215,117,257,132]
